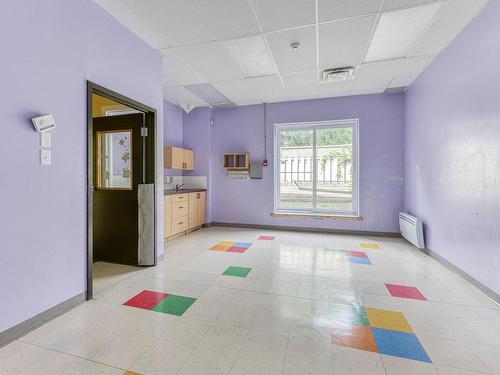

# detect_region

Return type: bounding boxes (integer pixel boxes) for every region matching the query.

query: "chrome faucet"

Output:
[175,184,184,191]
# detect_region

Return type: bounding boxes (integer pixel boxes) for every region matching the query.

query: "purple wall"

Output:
[404,1,500,294]
[184,94,405,233]
[0,0,163,332]
[164,100,184,176]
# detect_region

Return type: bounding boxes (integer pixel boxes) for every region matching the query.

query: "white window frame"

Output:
[273,119,359,216]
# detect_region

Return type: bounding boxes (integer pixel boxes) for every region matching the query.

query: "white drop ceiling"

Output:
[94,0,489,109]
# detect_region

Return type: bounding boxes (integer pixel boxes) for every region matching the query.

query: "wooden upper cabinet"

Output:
[164,146,195,170]
[183,149,195,170]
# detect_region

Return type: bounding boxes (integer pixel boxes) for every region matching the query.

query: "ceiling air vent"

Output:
[321,66,355,83]
[384,86,408,94]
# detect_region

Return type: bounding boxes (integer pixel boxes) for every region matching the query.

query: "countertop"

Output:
[164,188,207,196]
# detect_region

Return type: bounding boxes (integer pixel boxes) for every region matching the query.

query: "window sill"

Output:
[271,213,363,221]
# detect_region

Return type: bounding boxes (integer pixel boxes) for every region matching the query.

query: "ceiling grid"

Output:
[94,0,490,109]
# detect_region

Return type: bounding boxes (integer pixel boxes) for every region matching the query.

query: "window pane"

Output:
[97,130,132,189]
[279,129,313,210]
[315,127,353,211]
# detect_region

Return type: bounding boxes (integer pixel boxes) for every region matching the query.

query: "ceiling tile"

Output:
[95,0,260,48]
[212,80,261,103]
[319,15,378,69]
[222,35,276,78]
[389,54,435,87]
[318,78,354,97]
[265,26,317,74]
[352,59,405,91]
[184,84,233,106]
[319,0,383,22]
[245,75,285,102]
[351,88,386,96]
[382,0,441,11]
[169,42,243,82]
[409,0,490,57]
[282,71,320,97]
[250,0,316,32]
[160,49,209,87]
[266,94,319,103]
[234,100,263,106]
[163,86,208,109]
[364,2,442,62]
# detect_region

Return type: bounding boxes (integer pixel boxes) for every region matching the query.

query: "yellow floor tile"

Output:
[360,243,380,249]
[217,241,235,247]
[365,307,413,333]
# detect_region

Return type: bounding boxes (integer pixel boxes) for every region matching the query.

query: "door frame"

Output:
[86,81,157,300]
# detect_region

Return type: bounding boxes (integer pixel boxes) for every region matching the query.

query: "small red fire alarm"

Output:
[262,159,268,167]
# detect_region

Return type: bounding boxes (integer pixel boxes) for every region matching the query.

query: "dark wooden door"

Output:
[92,113,143,265]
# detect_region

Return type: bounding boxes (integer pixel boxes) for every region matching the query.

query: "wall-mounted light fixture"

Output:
[31,114,56,132]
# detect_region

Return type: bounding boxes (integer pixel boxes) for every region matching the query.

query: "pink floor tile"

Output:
[385,284,427,301]
[347,250,368,258]
[258,236,275,240]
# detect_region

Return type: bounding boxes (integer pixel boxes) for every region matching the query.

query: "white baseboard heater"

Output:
[399,212,425,249]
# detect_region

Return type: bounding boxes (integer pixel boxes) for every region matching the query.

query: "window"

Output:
[96,129,133,190]
[274,120,359,216]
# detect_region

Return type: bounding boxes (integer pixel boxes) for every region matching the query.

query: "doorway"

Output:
[87,82,157,299]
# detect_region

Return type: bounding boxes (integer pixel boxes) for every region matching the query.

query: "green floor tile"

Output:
[223,266,252,278]
[152,294,197,316]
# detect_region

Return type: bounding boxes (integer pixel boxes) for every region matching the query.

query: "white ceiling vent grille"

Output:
[321,66,355,83]
[384,86,408,94]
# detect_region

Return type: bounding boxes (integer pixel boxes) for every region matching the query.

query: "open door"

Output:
[92,113,144,265]
[87,82,157,300]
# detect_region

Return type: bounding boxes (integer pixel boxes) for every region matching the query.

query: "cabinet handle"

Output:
[178,221,183,225]
[179,206,183,209]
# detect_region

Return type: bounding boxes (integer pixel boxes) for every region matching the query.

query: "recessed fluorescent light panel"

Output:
[222,35,276,78]
[365,3,442,62]
[185,84,235,107]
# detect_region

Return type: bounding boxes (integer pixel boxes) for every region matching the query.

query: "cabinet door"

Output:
[164,195,173,238]
[188,192,198,229]
[165,146,184,169]
[183,149,195,170]
[197,192,206,226]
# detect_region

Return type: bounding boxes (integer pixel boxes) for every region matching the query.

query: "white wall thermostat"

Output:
[32,114,56,132]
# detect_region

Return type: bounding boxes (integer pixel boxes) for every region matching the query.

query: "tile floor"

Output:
[1,227,500,374]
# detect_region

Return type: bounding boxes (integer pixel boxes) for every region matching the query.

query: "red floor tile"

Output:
[123,290,170,310]
[226,247,247,253]
[385,284,427,301]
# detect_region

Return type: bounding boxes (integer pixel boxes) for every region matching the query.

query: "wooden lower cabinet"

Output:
[164,195,173,238]
[189,191,206,230]
[164,191,205,240]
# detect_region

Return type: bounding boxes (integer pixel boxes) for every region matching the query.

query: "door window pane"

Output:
[278,129,313,210]
[315,127,353,211]
[97,130,132,189]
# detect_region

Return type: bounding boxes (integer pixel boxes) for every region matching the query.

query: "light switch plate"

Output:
[40,149,51,166]
[40,132,51,148]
